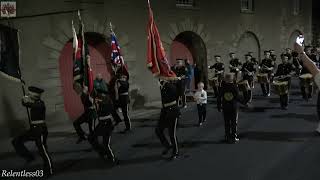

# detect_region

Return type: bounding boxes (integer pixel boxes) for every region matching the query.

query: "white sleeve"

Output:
[314,72,320,88]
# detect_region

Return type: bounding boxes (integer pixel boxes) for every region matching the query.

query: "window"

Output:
[176,0,194,8]
[293,0,301,16]
[240,0,254,13]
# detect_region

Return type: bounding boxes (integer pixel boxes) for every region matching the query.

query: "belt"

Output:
[163,101,176,108]
[99,115,112,121]
[31,120,45,125]
[88,106,95,110]
[120,92,129,95]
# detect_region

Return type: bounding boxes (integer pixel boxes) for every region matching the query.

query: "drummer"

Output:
[241,54,257,103]
[259,50,275,97]
[274,54,295,110]
[292,51,303,76]
[209,55,225,97]
[229,52,242,81]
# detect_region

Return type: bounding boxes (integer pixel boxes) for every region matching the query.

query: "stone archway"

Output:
[237,31,261,62]
[170,31,208,90]
[59,32,112,120]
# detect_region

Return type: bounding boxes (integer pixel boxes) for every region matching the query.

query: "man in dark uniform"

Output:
[156,78,180,160]
[73,86,97,144]
[270,49,278,62]
[248,52,259,66]
[229,53,242,81]
[274,54,295,110]
[114,74,131,133]
[12,86,53,177]
[217,73,247,144]
[171,59,188,108]
[284,48,293,61]
[209,55,225,97]
[241,54,256,103]
[88,89,118,165]
[259,51,275,97]
[292,51,303,76]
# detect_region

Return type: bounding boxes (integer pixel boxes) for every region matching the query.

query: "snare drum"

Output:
[257,73,269,84]
[273,81,288,95]
[238,80,250,92]
[299,73,313,87]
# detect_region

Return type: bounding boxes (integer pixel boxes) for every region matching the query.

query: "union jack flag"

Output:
[111,32,123,65]
[110,30,129,78]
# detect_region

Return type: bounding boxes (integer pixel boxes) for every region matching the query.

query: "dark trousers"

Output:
[73,110,95,138]
[88,120,115,160]
[280,94,289,108]
[197,104,207,124]
[112,97,131,130]
[223,110,238,140]
[12,125,53,176]
[301,85,313,100]
[155,106,179,155]
[242,90,252,103]
[260,83,271,95]
[119,103,131,130]
[242,76,254,102]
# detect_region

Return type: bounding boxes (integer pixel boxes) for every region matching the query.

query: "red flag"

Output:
[147,2,176,79]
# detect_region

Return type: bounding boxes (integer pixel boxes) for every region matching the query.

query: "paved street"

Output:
[1,78,320,180]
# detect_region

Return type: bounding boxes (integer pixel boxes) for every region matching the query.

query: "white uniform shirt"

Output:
[194,89,207,104]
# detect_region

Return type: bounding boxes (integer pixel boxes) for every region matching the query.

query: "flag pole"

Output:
[5,10,32,127]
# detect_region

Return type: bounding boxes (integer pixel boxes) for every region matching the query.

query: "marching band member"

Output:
[259,51,275,97]
[12,86,53,177]
[217,73,247,144]
[209,55,225,97]
[292,51,303,76]
[248,52,259,66]
[156,78,180,159]
[274,54,295,110]
[241,54,256,103]
[270,49,278,62]
[89,89,118,165]
[73,85,96,144]
[229,53,242,81]
[172,59,188,108]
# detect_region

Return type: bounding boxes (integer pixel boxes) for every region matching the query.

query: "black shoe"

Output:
[232,138,240,144]
[170,153,179,160]
[76,136,87,144]
[281,106,288,110]
[314,131,320,136]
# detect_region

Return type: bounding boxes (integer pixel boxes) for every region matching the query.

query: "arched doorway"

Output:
[169,31,207,90]
[58,32,112,121]
[237,31,261,62]
[288,30,303,48]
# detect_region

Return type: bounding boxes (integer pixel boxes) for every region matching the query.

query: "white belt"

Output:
[31,120,45,125]
[99,115,112,120]
[120,92,129,95]
[164,101,176,108]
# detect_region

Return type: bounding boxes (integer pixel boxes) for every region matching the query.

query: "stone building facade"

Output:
[0,0,313,138]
